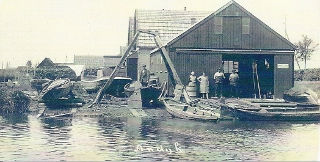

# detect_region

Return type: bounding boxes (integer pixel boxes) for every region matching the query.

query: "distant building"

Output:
[103,55,122,67]
[127,9,211,81]
[37,57,55,68]
[74,55,104,68]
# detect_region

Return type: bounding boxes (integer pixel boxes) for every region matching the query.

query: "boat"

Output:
[225,98,320,121]
[39,78,73,101]
[30,78,51,91]
[163,98,220,121]
[81,76,132,97]
[140,74,164,108]
[232,107,320,121]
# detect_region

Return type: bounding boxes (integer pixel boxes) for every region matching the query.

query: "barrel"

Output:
[186,83,197,97]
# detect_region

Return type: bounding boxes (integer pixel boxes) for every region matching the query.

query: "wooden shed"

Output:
[150,0,296,99]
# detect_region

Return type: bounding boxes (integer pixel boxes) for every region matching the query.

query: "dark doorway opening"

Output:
[222,54,274,98]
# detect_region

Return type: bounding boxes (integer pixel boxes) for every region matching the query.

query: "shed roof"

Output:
[166,0,296,49]
[133,9,211,47]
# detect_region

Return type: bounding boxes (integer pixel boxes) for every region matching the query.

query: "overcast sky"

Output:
[0,0,319,69]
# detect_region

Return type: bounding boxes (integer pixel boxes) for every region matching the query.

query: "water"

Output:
[0,108,319,161]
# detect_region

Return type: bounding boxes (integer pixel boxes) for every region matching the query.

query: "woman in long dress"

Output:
[197,72,209,99]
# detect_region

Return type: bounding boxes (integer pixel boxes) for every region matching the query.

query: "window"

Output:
[223,61,239,73]
[242,18,250,34]
[214,17,223,34]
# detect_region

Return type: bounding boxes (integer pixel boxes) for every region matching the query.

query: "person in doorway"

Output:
[214,68,225,98]
[229,69,239,98]
[139,65,150,87]
[197,72,209,99]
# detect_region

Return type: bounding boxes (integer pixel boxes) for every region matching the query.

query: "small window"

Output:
[214,17,223,34]
[223,61,239,73]
[242,18,250,34]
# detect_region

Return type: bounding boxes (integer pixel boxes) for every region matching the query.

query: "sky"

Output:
[0,0,319,69]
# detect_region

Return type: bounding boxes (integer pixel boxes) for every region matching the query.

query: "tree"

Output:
[295,35,319,70]
[26,60,32,68]
[26,60,32,73]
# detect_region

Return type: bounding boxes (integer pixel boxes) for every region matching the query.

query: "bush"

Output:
[0,88,30,113]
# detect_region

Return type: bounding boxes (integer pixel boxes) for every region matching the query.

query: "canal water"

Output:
[0,108,319,161]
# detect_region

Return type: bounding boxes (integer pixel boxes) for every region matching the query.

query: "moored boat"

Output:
[232,107,320,121]
[39,78,72,101]
[225,98,320,121]
[81,76,132,97]
[163,98,220,121]
[140,74,164,108]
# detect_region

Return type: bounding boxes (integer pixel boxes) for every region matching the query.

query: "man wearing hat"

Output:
[229,69,239,98]
[213,68,225,98]
[139,64,150,87]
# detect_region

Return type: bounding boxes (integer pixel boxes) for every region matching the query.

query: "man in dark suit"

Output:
[139,65,150,87]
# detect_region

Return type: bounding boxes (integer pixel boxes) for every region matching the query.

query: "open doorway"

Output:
[222,54,274,98]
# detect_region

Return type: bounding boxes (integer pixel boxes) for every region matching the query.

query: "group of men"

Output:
[214,68,239,98]
[139,65,240,98]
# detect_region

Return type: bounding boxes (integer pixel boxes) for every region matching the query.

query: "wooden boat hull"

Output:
[81,77,132,97]
[140,86,163,108]
[163,98,220,121]
[39,79,72,101]
[233,108,320,121]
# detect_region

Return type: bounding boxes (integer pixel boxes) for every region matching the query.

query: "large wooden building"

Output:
[150,1,296,99]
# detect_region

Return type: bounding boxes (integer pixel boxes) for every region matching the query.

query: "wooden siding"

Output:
[172,52,222,86]
[150,52,172,94]
[126,58,138,81]
[274,54,294,98]
[169,4,295,51]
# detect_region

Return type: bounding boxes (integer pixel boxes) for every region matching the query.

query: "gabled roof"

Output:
[166,0,296,49]
[37,57,55,68]
[133,9,211,47]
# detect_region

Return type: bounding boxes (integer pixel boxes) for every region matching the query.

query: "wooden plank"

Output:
[128,108,141,117]
[36,108,46,118]
[137,109,148,117]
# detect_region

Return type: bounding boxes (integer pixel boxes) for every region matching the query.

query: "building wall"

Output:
[103,56,121,67]
[274,54,294,99]
[126,58,138,81]
[74,55,104,68]
[171,51,222,86]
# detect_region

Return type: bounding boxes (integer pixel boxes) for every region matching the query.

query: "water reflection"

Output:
[0,111,319,161]
[1,113,28,125]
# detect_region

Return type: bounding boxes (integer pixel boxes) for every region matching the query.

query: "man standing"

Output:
[229,70,239,98]
[214,68,225,98]
[139,65,150,87]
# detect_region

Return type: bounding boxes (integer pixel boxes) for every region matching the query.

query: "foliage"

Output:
[34,66,77,80]
[295,35,319,70]
[0,88,30,113]
[294,68,320,81]
[26,60,32,68]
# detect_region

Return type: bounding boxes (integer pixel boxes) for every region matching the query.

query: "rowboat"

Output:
[163,98,220,121]
[233,107,320,121]
[225,98,320,121]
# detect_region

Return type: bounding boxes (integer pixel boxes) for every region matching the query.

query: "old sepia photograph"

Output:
[0,0,319,161]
